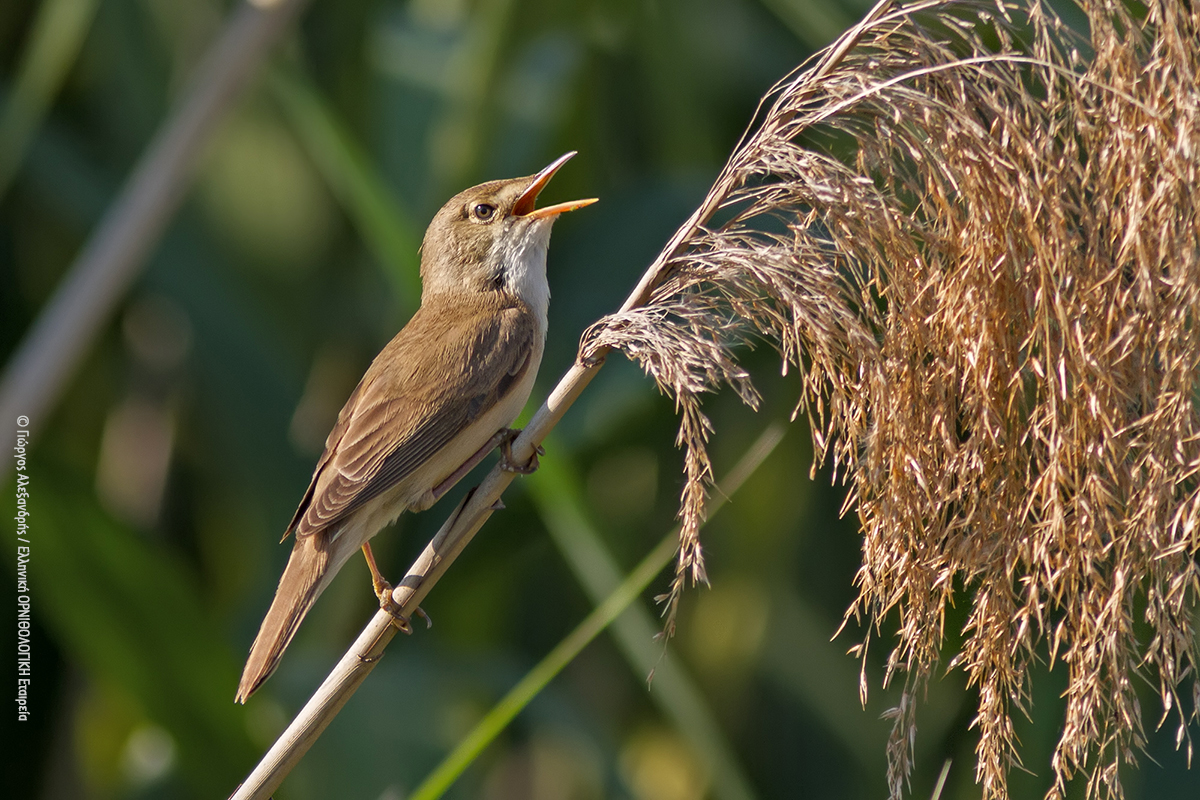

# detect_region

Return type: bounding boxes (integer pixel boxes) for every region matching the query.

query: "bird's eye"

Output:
[472,203,496,221]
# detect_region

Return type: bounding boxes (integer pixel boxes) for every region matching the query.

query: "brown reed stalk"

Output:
[579,1,1200,797]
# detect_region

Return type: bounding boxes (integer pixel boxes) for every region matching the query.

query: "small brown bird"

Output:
[236,153,595,703]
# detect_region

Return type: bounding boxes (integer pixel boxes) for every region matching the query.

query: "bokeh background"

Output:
[2,0,1196,798]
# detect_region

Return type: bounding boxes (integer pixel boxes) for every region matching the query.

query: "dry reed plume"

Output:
[580,1,1200,797]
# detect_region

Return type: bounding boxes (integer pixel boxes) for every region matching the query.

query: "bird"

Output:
[236,152,596,703]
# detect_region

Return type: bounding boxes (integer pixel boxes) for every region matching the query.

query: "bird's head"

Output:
[419,152,596,312]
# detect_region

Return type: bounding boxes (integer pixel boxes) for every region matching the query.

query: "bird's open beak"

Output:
[512,151,598,220]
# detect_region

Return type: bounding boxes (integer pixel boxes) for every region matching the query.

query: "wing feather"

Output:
[286,294,538,539]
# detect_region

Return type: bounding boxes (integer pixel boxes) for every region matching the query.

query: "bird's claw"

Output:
[374,583,413,634]
[415,606,433,630]
[374,582,430,635]
[372,577,393,605]
[498,428,544,474]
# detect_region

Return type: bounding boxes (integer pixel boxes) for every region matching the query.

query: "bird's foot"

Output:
[371,575,392,605]
[361,542,412,632]
[377,589,414,634]
[498,428,545,474]
[379,597,431,634]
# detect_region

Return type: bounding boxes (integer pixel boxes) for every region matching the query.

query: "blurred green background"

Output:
[2,0,1196,798]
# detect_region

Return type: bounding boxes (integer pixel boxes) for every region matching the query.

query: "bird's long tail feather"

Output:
[236,535,331,703]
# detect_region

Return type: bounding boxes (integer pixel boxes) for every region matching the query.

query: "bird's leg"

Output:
[498,427,545,474]
[361,542,391,600]
[362,542,396,604]
[361,543,412,634]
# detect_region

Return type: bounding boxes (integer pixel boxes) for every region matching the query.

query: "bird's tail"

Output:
[236,534,332,703]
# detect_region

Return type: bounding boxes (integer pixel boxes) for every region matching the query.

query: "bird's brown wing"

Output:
[286,295,538,539]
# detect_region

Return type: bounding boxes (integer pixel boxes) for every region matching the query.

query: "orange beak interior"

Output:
[512,151,598,220]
